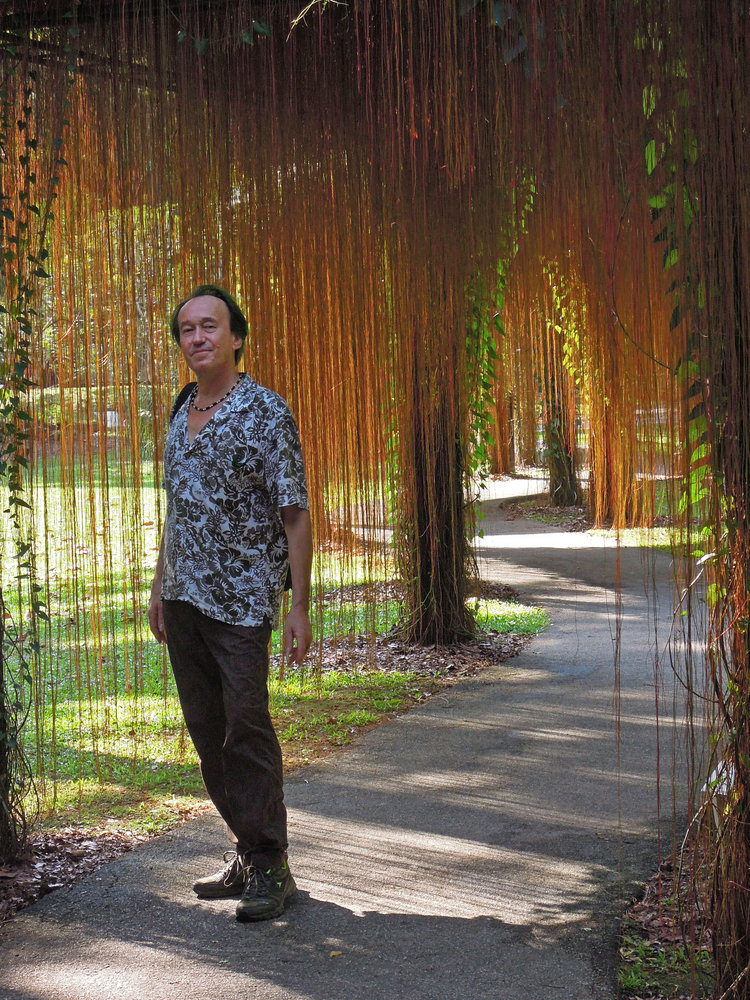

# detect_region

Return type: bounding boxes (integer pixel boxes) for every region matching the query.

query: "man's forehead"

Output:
[178,295,230,325]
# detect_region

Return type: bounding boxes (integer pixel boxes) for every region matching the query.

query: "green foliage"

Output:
[465,262,506,486]
[617,929,712,999]
[538,261,581,506]
[642,53,719,583]
[543,261,585,388]
[0,16,74,860]
[643,77,703,328]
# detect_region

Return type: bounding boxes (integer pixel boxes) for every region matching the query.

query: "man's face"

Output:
[176,295,242,376]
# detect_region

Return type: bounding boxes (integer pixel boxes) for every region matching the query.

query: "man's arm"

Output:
[280,504,313,665]
[148,529,167,643]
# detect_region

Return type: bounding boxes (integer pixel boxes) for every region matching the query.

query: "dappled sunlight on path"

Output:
[0,482,691,1000]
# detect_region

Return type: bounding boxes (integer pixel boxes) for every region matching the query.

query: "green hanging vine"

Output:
[0,12,72,862]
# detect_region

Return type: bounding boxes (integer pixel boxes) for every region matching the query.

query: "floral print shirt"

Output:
[161,376,308,627]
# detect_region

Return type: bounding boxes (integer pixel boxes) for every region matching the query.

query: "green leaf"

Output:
[194,37,209,55]
[240,28,254,45]
[663,247,679,270]
[253,20,271,37]
[642,84,656,118]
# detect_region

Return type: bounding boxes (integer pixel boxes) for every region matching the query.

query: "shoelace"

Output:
[241,865,279,897]
[220,851,243,885]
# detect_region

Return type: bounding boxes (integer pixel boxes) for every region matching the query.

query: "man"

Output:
[148,284,312,922]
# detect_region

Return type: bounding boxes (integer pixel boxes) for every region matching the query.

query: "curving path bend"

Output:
[0,479,694,1000]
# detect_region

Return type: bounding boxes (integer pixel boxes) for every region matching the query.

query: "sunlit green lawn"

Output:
[3,451,550,837]
[25,594,549,836]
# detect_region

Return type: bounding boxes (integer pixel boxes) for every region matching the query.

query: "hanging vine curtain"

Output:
[2,2,750,990]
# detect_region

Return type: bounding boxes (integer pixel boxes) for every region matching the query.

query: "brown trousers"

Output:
[163,600,287,869]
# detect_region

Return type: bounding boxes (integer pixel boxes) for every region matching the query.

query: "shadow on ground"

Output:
[0,500,695,1000]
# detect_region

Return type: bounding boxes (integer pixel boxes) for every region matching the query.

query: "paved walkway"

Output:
[0,482,691,1000]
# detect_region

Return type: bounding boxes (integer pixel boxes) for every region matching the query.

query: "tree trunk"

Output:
[544,404,578,506]
[407,384,475,645]
[542,331,578,506]
[396,329,475,647]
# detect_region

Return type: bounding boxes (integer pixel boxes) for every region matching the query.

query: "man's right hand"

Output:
[149,534,167,642]
[148,594,167,643]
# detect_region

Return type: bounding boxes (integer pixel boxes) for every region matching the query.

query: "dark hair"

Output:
[170,284,248,364]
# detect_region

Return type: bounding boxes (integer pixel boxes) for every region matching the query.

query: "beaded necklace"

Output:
[190,374,244,413]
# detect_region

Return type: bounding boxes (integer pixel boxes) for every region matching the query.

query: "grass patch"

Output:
[37,782,210,838]
[617,926,713,999]
[617,849,714,1000]
[470,598,550,636]
[271,668,425,755]
[20,588,548,839]
[30,669,437,836]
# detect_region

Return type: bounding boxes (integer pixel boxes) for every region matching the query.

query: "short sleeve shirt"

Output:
[161,376,308,627]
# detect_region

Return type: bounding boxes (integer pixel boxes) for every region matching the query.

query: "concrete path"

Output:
[0,482,691,1000]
